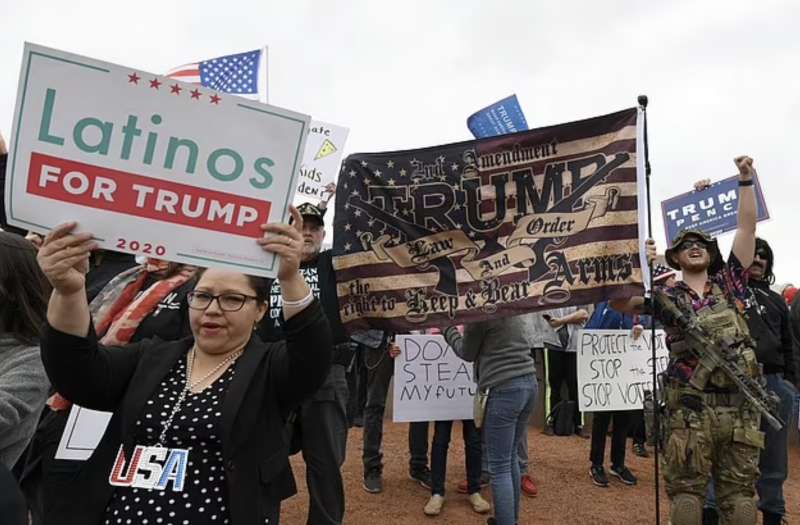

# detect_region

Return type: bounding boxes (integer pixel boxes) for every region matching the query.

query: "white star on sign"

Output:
[388,179,396,186]
[451,163,459,172]
[354,210,362,217]
[374,169,382,177]
[399,169,407,177]
[344,223,352,231]
[387,160,395,168]
[344,242,352,251]
[361,160,368,167]
[349,170,356,177]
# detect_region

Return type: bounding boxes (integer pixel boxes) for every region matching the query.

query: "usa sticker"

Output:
[108,445,189,491]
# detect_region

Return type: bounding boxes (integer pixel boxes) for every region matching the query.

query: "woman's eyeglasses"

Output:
[187,291,259,312]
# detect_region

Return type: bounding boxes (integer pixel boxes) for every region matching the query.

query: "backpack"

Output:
[546,400,576,436]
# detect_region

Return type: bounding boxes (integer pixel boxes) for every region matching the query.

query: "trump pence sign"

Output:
[5,43,310,277]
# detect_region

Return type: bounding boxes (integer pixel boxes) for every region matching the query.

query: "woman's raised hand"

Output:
[257,205,304,281]
[37,222,96,295]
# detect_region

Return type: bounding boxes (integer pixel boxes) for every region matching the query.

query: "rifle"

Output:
[642,373,667,450]
[653,290,784,430]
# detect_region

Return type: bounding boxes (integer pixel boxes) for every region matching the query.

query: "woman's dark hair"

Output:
[194,268,272,303]
[0,232,51,343]
[754,237,775,284]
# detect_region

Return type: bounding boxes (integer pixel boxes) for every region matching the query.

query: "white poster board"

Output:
[577,328,668,412]
[6,43,310,277]
[295,120,348,203]
[55,405,112,461]
[393,334,475,423]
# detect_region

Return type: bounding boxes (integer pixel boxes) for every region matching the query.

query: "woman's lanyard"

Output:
[108,348,242,492]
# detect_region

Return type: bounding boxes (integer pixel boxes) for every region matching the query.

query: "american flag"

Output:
[165,48,268,102]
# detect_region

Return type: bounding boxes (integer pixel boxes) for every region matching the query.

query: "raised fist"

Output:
[734,155,756,180]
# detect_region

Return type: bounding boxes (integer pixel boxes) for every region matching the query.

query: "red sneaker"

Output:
[521,475,538,497]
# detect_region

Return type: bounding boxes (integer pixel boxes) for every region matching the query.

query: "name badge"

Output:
[109,444,189,491]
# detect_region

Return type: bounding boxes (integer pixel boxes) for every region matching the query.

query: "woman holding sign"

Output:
[36,207,332,525]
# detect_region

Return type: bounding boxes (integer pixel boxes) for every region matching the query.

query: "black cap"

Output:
[296,202,325,226]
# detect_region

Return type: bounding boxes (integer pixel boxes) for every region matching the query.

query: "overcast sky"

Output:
[3,0,799,284]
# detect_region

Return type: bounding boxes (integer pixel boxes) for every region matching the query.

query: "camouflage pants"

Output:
[662,399,763,524]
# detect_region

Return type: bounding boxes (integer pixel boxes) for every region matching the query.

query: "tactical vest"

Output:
[664,283,760,389]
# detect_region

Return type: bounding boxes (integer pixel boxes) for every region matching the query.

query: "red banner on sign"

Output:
[26,152,270,237]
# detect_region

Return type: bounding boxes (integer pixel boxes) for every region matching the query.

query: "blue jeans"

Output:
[705,374,797,516]
[484,373,537,525]
[430,420,481,496]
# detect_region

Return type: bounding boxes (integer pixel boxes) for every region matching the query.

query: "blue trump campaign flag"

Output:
[166,48,268,103]
[467,94,529,138]
[660,174,769,243]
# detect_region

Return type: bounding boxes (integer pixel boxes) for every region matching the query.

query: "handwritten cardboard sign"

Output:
[393,334,476,422]
[294,120,348,203]
[577,328,668,412]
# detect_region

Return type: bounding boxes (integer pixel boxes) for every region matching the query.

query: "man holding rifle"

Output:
[612,156,783,525]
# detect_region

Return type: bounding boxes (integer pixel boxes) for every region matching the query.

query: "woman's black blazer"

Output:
[40,300,332,525]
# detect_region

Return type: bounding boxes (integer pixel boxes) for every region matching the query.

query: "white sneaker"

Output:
[424,494,445,516]
[469,492,491,514]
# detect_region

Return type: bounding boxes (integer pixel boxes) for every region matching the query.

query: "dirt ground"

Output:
[281,422,799,524]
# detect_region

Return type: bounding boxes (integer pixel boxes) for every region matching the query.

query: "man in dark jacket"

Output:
[258,202,352,525]
[741,238,796,524]
[704,237,797,525]
[790,289,800,390]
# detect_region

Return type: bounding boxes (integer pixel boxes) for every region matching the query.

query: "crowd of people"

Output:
[0,127,798,525]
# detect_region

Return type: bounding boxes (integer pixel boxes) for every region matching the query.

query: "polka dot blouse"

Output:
[103,358,236,525]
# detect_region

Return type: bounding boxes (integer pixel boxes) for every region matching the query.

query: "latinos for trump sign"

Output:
[393,334,475,423]
[577,329,668,412]
[660,174,769,244]
[332,108,646,332]
[5,43,309,277]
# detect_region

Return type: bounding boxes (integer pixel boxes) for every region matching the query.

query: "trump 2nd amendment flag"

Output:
[332,108,645,332]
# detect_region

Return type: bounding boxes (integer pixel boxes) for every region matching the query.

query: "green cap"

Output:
[664,228,723,273]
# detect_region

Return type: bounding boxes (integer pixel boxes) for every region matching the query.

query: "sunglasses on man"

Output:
[677,239,708,252]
